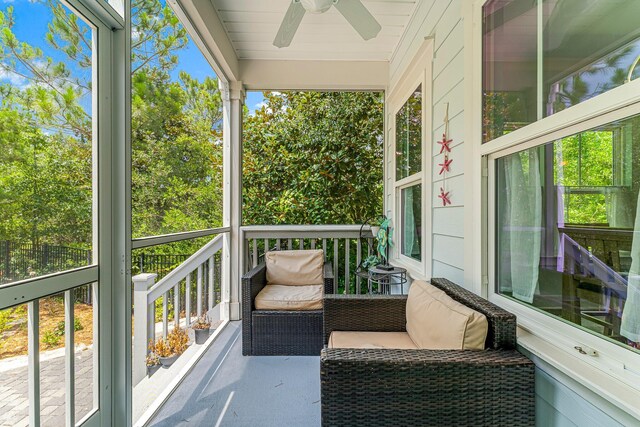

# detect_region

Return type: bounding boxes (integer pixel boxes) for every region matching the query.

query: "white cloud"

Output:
[0,67,27,87]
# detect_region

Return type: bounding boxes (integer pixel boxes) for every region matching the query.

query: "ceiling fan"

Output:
[273,0,382,48]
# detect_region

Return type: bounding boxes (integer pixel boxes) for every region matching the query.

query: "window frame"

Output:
[388,40,433,279]
[466,0,640,418]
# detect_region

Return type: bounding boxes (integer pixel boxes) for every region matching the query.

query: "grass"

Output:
[0,297,95,359]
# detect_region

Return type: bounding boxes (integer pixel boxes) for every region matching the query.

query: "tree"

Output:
[243,91,384,225]
[0,0,224,258]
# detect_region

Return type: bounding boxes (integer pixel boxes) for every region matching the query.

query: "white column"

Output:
[220,80,245,321]
[132,273,157,386]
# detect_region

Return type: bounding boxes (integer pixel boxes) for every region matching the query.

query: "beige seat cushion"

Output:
[406,280,488,350]
[328,331,418,350]
[266,249,324,286]
[255,284,323,310]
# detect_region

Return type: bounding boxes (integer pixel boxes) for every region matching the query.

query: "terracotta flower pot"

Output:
[159,354,179,367]
[194,327,210,344]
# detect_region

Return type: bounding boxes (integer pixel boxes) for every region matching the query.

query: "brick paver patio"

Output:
[0,348,94,427]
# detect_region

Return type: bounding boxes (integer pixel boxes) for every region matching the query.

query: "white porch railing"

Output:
[132,233,225,385]
[240,225,375,294]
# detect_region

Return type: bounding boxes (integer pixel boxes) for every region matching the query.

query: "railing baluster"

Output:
[252,239,258,268]
[322,239,327,260]
[276,238,281,250]
[208,255,214,310]
[333,239,339,294]
[311,238,316,249]
[197,264,203,317]
[162,292,168,339]
[299,238,304,250]
[288,238,292,250]
[65,290,75,427]
[345,239,350,294]
[264,239,269,256]
[28,299,40,427]
[356,238,362,294]
[174,283,180,329]
[185,273,191,326]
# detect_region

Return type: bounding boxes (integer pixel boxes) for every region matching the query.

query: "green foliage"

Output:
[42,330,61,347]
[0,0,223,256]
[243,91,384,225]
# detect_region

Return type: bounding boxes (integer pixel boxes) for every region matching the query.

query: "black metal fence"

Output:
[133,253,191,280]
[1,240,192,286]
[0,241,92,285]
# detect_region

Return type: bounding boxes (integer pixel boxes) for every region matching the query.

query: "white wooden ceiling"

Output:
[210,0,419,61]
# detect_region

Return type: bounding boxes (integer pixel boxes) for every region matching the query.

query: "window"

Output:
[401,185,422,261]
[396,85,422,180]
[483,0,640,143]
[484,0,640,380]
[496,115,640,352]
[395,85,423,263]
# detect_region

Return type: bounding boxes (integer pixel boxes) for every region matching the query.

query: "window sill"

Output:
[517,327,640,424]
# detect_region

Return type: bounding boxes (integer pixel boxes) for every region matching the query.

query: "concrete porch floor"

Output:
[148,322,321,427]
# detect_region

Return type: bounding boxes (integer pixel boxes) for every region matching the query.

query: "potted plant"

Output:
[192,314,211,344]
[154,327,189,368]
[146,348,161,376]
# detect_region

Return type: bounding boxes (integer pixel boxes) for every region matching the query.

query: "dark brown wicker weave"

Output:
[242,262,334,356]
[321,277,535,427]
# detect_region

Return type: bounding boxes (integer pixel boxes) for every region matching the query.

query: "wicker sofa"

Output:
[321,277,535,427]
[242,252,334,356]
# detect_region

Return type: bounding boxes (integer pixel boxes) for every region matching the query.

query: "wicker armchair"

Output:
[321,277,535,427]
[242,262,334,356]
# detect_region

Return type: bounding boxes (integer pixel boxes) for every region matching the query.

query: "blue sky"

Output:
[0,0,265,113]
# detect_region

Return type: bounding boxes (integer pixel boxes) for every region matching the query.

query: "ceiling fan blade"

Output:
[334,0,382,41]
[273,1,306,48]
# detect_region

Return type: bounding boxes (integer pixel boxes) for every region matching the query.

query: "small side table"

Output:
[356,266,408,295]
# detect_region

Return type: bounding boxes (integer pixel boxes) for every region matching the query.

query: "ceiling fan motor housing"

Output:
[300,0,334,14]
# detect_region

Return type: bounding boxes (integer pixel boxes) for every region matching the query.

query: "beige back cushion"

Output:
[265,249,324,286]
[406,280,488,350]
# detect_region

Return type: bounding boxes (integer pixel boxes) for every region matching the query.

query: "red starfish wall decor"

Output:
[438,156,453,175]
[438,187,451,206]
[437,133,452,154]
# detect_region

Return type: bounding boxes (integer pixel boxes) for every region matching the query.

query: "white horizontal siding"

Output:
[389,0,465,287]
[432,259,464,286]
[432,234,463,269]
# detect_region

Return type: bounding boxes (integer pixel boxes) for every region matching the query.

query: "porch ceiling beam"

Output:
[239,60,389,91]
[171,0,240,82]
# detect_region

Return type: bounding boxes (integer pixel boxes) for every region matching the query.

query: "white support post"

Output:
[132,273,156,386]
[28,300,40,427]
[221,79,245,321]
[65,290,75,427]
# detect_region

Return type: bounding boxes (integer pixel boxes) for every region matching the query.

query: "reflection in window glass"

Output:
[483,0,538,142]
[395,85,422,180]
[0,1,94,285]
[496,113,640,353]
[401,185,422,261]
[544,0,640,115]
[483,0,640,143]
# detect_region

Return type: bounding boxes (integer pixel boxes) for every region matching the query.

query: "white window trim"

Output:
[464,0,640,420]
[387,38,433,280]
